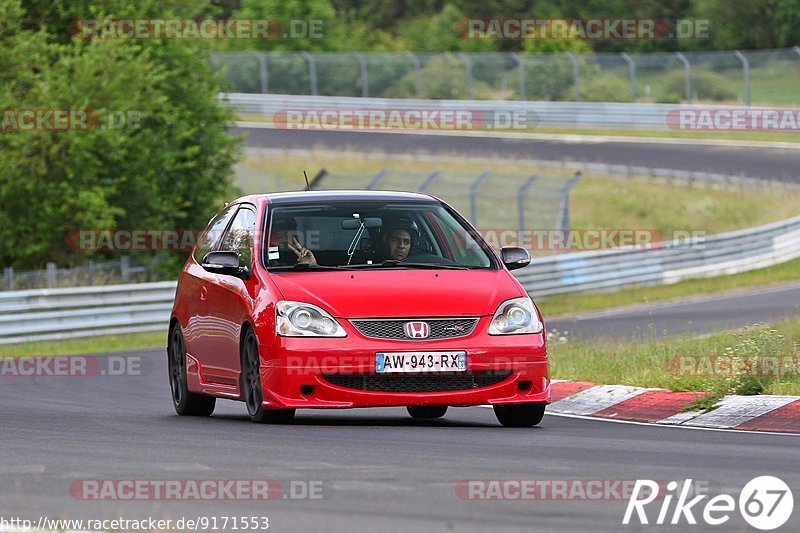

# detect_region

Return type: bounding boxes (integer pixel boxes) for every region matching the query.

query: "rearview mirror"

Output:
[202,251,248,279]
[341,217,383,230]
[500,247,531,271]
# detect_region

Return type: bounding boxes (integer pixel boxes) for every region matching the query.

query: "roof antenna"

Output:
[303,170,311,191]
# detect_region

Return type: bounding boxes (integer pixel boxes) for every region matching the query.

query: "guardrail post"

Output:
[517,175,539,231]
[367,169,389,190]
[458,53,473,99]
[302,52,318,96]
[558,171,583,232]
[567,53,580,102]
[352,52,369,97]
[406,53,422,98]
[734,50,750,107]
[510,53,525,100]
[620,53,637,102]
[469,171,492,226]
[121,256,131,283]
[257,53,268,94]
[46,262,56,288]
[675,52,692,103]
[4,267,12,290]
[418,171,442,193]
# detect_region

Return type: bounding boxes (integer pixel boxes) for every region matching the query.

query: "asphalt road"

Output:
[233,127,800,183]
[548,283,800,340]
[2,348,799,533]
[2,130,798,532]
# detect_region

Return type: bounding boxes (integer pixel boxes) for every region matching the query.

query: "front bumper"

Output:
[257,317,550,409]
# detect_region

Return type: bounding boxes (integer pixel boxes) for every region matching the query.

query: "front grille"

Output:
[350,318,478,340]
[322,372,511,392]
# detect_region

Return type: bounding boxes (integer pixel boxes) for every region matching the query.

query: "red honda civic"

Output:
[168,191,550,427]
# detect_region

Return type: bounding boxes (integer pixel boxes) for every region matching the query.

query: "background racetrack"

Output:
[2,348,799,532]
[234,127,800,184]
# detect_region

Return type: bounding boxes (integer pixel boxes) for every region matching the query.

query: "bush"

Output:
[656,93,683,104]
[0,0,239,270]
[385,55,493,100]
[663,70,737,102]
[581,76,633,102]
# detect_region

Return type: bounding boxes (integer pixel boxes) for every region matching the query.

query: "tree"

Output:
[0,0,239,269]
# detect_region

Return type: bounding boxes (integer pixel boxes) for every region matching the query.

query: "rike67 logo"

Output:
[624,476,793,530]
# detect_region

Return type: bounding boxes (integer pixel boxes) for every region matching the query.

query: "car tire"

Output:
[169,324,216,416]
[407,405,448,419]
[241,327,296,424]
[493,404,545,427]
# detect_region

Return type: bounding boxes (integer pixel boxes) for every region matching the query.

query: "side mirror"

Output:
[202,251,248,279]
[500,247,531,271]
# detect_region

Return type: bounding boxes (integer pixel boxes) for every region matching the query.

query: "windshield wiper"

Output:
[268,263,343,271]
[344,260,467,270]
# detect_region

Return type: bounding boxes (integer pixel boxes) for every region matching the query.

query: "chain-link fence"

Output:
[212,48,800,106]
[238,165,582,234]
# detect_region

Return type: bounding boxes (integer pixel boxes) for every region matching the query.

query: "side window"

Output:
[220,206,256,267]
[429,213,489,267]
[193,204,238,263]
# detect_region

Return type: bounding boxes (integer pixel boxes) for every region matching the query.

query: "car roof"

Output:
[233,190,439,206]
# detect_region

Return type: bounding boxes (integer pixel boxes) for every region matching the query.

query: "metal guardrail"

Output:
[0,282,177,344]
[515,213,800,297]
[227,93,669,129]
[2,214,800,344]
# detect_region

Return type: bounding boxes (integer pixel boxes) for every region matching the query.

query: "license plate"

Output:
[375,351,466,373]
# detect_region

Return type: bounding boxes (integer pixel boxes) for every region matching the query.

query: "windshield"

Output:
[265,201,495,270]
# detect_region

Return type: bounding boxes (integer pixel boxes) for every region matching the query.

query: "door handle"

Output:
[200,286,208,301]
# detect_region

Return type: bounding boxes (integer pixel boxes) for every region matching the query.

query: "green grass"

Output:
[549,318,800,400]
[538,258,800,318]
[0,330,166,357]
[239,152,800,236]
[569,176,800,236]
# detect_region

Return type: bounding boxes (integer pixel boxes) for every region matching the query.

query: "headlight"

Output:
[276,301,346,337]
[488,297,543,335]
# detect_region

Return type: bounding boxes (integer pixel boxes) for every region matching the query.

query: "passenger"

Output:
[270,217,317,266]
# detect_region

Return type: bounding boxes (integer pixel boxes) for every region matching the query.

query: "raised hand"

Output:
[288,236,317,265]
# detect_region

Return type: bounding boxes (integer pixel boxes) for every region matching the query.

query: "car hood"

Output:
[268,269,524,318]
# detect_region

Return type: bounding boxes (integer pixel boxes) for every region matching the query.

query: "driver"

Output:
[380,218,420,261]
